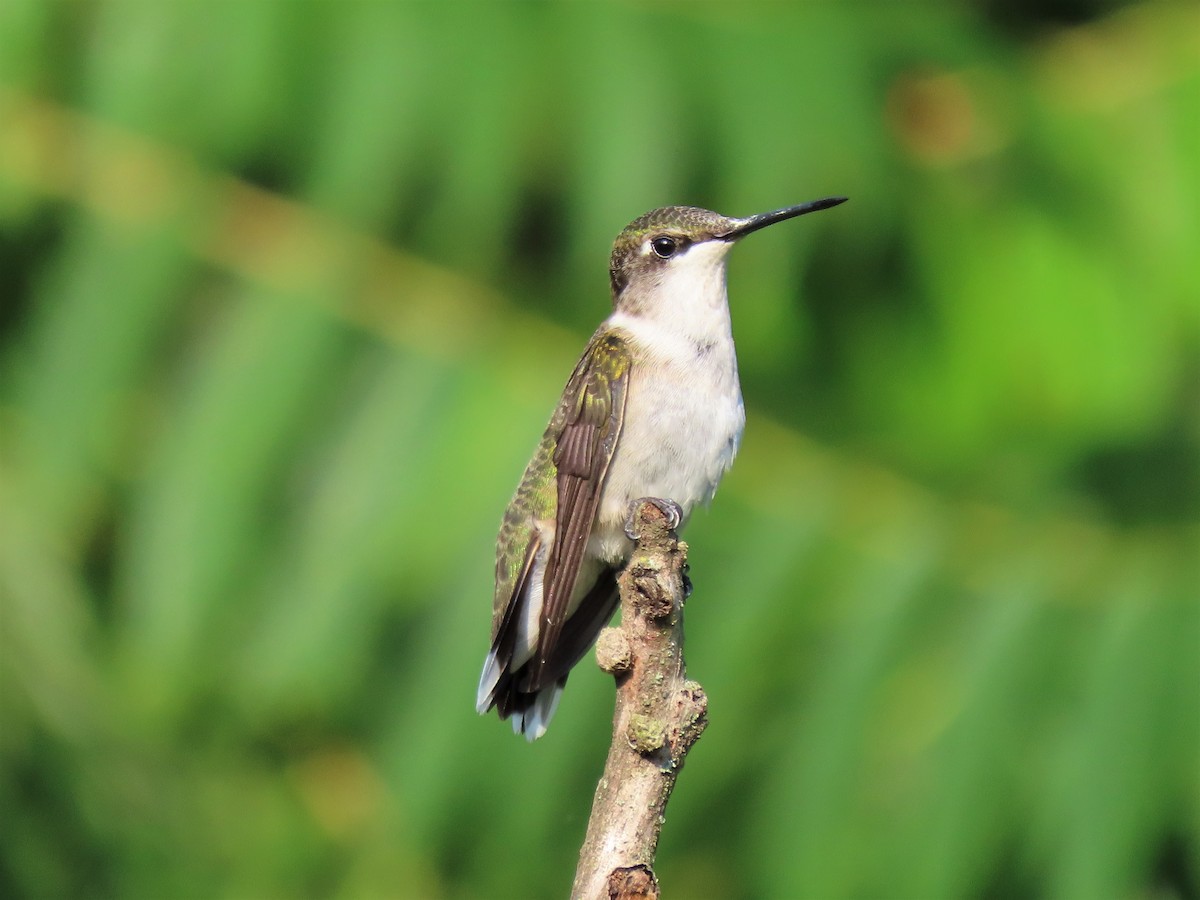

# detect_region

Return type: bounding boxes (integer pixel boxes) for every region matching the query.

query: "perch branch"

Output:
[571,500,708,900]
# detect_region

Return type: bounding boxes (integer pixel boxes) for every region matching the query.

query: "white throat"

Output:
[610,239,735,352]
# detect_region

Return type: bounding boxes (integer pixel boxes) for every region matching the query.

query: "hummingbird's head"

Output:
[608,199,847,317]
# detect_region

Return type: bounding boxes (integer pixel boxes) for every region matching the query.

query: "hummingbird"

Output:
[477,197,847,739]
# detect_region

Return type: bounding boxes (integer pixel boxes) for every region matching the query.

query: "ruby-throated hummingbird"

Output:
[477,197,847,739]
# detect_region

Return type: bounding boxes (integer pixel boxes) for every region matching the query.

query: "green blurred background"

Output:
[1,1,1197,898]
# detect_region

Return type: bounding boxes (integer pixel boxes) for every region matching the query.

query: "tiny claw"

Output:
[624,497,684,540]
[623,505,640,541]
[647,497,683,531]
[681,562,693,599]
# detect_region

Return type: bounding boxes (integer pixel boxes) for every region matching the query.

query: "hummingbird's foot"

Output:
[624,497,684,540]
[681,562,693,599]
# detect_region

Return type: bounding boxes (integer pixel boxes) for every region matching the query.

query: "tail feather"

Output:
[476,567,619,739]
[480,663,567,741]
[475,648,505,715]
[510,683,564,741]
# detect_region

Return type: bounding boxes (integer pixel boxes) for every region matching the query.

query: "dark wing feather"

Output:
[525,331,630,689]
[546,567,620,677]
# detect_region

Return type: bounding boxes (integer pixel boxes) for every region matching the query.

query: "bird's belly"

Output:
[591,364,744,563]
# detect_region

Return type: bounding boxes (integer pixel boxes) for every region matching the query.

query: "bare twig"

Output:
[571,500,709,900]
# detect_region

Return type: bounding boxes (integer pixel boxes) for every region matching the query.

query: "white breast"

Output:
[590,304,745,564]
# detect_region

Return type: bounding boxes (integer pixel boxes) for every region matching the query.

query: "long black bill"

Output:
[720,196,848,241]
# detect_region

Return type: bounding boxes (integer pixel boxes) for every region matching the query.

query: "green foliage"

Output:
[1,2,1197,898]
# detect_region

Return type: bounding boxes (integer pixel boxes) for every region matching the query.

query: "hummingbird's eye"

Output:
[650,236,678,259]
